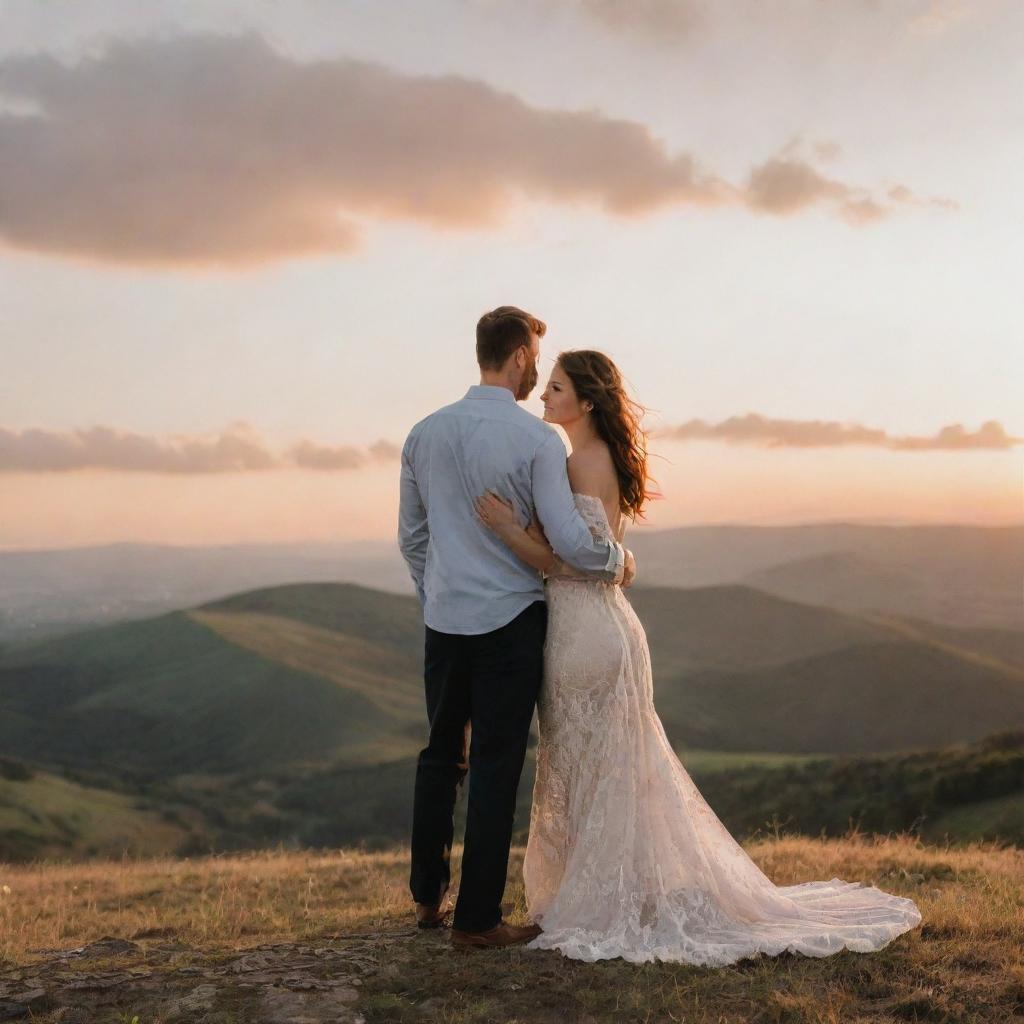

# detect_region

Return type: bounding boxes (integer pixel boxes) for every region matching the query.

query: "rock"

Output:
[0,991,47,1024]
[8,988,46,1004]
[46,937,141,961]
[259,984,360,1023]
[1,938,372,1024]
[161,982,219,1019]
[0,988,48,1022]
[62,976,126,990]
[52,1008,93,1024]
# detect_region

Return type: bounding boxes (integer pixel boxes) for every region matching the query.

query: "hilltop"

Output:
[0,834,1021,1023]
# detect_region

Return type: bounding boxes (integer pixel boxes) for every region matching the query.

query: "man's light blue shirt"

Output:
[398,384,625,635]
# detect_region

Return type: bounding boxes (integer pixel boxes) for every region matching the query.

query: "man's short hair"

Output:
[476,306,547,371]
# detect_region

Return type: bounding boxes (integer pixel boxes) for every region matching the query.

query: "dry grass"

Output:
[0,844,410,961]
[1,832,1022,1023]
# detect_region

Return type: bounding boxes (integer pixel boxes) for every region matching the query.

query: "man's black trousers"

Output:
[409,599,547,933]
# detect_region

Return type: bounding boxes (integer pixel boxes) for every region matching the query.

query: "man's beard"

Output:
[516,357,539,400]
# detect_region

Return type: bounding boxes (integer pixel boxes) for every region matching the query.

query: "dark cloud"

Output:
[662,414,1021,450]
[0,32,945,268]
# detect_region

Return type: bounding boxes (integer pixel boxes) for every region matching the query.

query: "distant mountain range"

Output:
[1,522,1019,643]
[631,523,1023,631]
[1,579,1022,862]
[0,539,408,643]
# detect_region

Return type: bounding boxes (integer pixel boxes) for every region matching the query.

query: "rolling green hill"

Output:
[655,639,1024,754]
[0,592,420,776]
[687,730,1024,845]
[0,759,193,862]
[868,612,1024,673]
[1,580,1023,861]
[3,581,1023,773]
[629,584,897,674]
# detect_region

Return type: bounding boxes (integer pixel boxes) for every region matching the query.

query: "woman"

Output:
[474,349,922,966]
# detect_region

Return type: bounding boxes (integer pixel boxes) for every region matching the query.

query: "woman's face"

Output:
[540,362,587,425]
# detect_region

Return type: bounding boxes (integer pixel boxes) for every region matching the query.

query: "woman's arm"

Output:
[530,433,624,581]
[474,492,557,572]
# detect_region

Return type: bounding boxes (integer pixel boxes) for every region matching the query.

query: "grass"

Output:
[0,770,190,862]
[926,789,1024,844]
[675,749,830,773]
[2,831,1022,1022]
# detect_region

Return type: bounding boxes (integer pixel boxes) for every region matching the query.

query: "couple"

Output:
[397,305,922,964]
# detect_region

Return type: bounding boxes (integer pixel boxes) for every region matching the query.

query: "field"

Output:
[1,832,1022,1023]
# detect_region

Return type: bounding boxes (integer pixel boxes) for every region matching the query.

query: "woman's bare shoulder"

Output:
[567,444,617,497]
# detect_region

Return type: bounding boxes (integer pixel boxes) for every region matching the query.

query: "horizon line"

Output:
[2,517,1022,555]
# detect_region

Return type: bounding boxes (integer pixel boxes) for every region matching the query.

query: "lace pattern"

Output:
[522,493,922,965]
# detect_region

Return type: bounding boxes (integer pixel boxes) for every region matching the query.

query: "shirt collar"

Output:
[464,384,517,403]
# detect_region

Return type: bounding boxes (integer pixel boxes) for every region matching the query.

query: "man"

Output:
[398,305,636,949]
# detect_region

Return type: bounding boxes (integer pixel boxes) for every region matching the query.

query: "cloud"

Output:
[0,422,402,473]
[748,141,958,221]
[888,184,961,211]
[0,32,945,268]
[661,414,1022,450]
[908,0,978,34]
[287,437,400,471]
[750,177,951,226]
[573,0,708,40]
[812,140,843,164]
[524,0,990,43]
[2,415,1016,473]
[746,157,854,215]
[887,421,1022,451]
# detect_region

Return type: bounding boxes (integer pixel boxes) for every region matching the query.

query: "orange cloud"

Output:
[888,184,961,211]
[0,33,944,268]
[573,0,707,39]
[2,415,1017,474]
[662,414,1022,450]
[0,423,400,473]
[287,438,400,471]
[560,0,991,40]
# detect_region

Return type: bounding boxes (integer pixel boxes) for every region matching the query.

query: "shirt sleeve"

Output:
[397,432,429,606]
[530,432,624,582]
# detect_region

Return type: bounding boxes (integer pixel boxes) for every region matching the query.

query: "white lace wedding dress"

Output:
[523,492,922,965]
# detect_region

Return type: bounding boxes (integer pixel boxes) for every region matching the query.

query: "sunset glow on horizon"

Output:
[2,1,1021,550]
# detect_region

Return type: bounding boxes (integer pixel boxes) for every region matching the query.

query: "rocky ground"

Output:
[2,836,1022,1023]
[0,931,385,1023]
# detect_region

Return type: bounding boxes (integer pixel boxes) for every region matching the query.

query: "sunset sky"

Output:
[1,0,1021,550]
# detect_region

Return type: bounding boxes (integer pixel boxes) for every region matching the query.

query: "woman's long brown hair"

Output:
[556,350,657,520]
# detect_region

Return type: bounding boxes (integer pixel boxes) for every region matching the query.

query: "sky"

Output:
[1,0,1022,550]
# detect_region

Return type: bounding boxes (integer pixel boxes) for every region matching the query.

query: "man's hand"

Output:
[622,548,637,588]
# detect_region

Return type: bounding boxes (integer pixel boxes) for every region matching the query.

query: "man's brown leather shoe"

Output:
[415,890,452,929]
[450,920,542,949]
